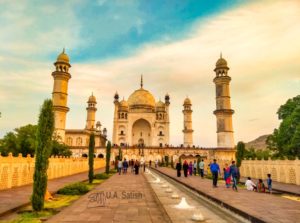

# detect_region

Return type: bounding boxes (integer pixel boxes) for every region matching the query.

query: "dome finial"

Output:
[140,74,143,88]
[63,47,65,54]
[220,52,222,59]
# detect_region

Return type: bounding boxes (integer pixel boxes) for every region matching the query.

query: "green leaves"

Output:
[88,133,95,184]
[105,141,111,174]
[267,95,300,158]
[32,99,54,211]
[236,141,245,167]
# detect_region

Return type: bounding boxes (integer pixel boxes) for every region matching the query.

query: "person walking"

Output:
[149,160,152,167]
[123,159,128,174]
[199,159,205,178]
[193,160,197,176]
[188,161,193,176]
[134,160,140,175]
[155,159,158,168]
[131,159,135,173]
[223,163,231,188]
[117,159,123,175]
[210,159,220,187]
[176,161,182,177]
[267,174,272,194]
[229,161,239,191]
[183,160,189,177]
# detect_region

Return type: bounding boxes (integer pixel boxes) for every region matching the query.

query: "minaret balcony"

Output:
[213,109,234,115]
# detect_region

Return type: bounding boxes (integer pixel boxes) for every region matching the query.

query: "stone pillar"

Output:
[213,54,234,148]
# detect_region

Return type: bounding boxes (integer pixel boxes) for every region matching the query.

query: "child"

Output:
[267,174,272,194]
[257,179,265,193]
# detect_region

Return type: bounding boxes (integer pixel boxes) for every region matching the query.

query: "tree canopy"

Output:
[267,95,300,159]
[0,124,71,157]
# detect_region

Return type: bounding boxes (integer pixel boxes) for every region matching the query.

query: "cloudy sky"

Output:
[0,0,299,147]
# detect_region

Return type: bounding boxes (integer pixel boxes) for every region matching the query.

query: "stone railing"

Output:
[239,158,300,185]
[0,153,106,190]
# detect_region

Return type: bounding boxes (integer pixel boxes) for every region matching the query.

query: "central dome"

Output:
[128,88,156,108]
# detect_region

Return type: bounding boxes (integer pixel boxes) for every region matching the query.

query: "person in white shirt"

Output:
[245,177,257,191]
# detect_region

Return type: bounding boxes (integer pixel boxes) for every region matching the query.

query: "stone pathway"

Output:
[154,167,300,223]
[48,172,171,223]
[0,168,104,217]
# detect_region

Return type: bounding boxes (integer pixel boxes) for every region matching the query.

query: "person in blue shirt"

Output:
[210,159,220,187]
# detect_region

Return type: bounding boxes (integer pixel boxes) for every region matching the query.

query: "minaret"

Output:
[213,53,234,148]
[112,92,119,145]
[183,97,193,147]
[86,93,97,130]
[52,49,71,142]
[164,93,170,145]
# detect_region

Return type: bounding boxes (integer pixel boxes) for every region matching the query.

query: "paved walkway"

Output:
[240,177,300,195]
[0,168,104,217]
[154,167,300,223]
[48,172,171,223]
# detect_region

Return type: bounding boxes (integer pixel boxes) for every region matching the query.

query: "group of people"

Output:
[175,159,273,193]
[117,159,145,175]
[175,159,205,178]
[245,174,272,193]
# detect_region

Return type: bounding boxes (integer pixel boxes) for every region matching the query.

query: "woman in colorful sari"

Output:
[223,163,231,188]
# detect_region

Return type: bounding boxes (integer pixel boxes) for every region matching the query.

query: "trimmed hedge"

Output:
[57,182,89,195]
[94,173,110,180]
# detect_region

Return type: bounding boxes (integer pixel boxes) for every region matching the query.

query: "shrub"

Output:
[57,182,89,195]
[109,169,117,174]
[94,173,109,180]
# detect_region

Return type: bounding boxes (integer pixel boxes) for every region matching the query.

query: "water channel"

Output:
[145,169,250,223]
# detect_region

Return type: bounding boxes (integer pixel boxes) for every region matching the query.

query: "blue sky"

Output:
[0,0,241,62]
[0,0,299,146]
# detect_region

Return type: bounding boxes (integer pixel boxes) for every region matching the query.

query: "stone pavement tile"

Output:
[48,172,171,223]
[156,167,300,223]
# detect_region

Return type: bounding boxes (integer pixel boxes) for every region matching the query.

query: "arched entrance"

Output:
[132,119,151,146]
[98,154,104,158]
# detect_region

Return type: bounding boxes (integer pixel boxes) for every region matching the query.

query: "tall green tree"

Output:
[267,95,300,158]
[0,132,17,156]
[236,141,245,167]
[32,99,54,211]
[0,125,36,156]
[51,140,72,157]
[0,124,71,157]
[88,133,95,184]
[118,147,123,161]
[105,141,111,174]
